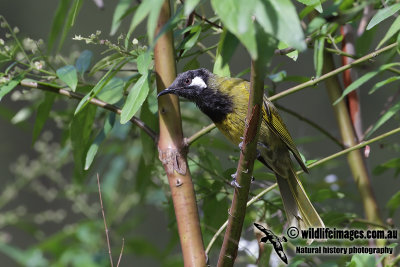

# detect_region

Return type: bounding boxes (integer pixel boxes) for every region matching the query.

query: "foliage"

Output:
[0,0,400,266]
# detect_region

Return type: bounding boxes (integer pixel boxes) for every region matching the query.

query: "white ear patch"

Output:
[190,76,207,89]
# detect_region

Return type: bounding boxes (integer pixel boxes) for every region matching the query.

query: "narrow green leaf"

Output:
[296,0,322,13]
[213,29,238,76]
[120,73,150,124]
[369,76,400,94]
[334,63,400,105]
[56,65,78,91]
[85,113,115,170]
[137,52,152,75]
[182,25,202,54]
[147,0,164,44]
[314,37,325,78]
[364,101,400,139]
[183,57,200,71]
[97,77,125,104]
[57,0,83,52]
[32,93,56,144]
[0,74,24,101]
[377,15,400,49]
[184,0,201,15]
[255,0,306,51]
[387,191,400,216]
[47,0,69,52]
[110,0,132,35]
[75,50,93,76]
[70,104,96,180]
[367,3,400,30]
[89,53,123,76]
[373,158,400,177]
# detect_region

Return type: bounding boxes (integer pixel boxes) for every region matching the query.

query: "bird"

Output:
[254,223,288,264]
[157,68,325,230]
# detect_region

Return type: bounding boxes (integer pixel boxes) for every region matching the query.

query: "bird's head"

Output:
[157,68,211,101]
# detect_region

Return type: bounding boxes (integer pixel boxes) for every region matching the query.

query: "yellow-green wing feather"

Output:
[262,95,308,173]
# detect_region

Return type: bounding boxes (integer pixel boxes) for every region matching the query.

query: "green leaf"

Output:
[110,0,132,35]
[277,41,298,61]
[32,93,56,144]
[84,113,115,170]
[333,63,400,105]
[181,25,202,55]
[377,15,400,49]
[311,189,344,202]
[127,0,163,45]
[296,0,322,13]
[120,73,151,124]
[75,50,93,76]
[314,37,325,78]
[211,0,257,58]
[0,74,24,101]
[373,157,400,177]
[57,0,83,52]
[387,191,400,216]
[137,52,152,75]
[183,57,200,71]
[254,0,307,51]
[47,0,69,52]
[140,100,157,164]
[213,29,238,76]
[56,65,78,91]
[367,3,400,30]
[369,76,400,94]
[364,101,400,139]
[70,104,96,180]
[184,0,201,15]
[347,254,375,267]
[96,77,125,104]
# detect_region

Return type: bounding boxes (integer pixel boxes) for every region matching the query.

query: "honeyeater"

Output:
[157,68,325,230]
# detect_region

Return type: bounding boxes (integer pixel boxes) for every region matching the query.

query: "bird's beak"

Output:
[157,87,176,98]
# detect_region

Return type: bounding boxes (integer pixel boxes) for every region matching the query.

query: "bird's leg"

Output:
[230,172,241,188]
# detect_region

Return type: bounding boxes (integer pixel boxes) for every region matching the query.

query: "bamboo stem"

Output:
[155,1,206,266]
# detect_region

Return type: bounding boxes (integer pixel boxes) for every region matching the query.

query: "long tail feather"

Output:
[276,168,325,230]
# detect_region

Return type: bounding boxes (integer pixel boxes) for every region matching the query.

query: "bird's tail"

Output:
[276,167,325,231]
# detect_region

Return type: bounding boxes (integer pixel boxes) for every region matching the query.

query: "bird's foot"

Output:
[251,176,255,182]
[230,173,241,188]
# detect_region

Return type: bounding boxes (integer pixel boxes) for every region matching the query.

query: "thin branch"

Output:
[116,238,125,267]
[217,60,266,266]
[194,12,223,29]
[19,80,158,142]
[206,126,400,253]
[276,104,344,148]
[97,174,114,267]
[186,123,217,145]
[274,37,312,55]
[269,42,398,101]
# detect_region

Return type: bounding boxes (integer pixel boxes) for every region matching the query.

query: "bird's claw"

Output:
[238,137,244,151]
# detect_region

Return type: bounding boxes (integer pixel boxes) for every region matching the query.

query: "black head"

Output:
[157,68,211,101]
[157,68,233,123]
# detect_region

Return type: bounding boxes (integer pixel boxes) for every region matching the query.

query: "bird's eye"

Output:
[184,78,192,85]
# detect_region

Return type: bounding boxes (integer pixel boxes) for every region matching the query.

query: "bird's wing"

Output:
[262,95,308,173]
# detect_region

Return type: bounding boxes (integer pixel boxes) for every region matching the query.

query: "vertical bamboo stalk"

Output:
[155,1,206,266]
[217,60,266,267]
[323,52,383,225]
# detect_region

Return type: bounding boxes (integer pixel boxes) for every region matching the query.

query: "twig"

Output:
[19,80,158,142]
[206,126,400,253]
[269,42,398,101]
[194,12,223,29]
[186,123,217,145]
[116,238,125,267]
[274,37,312,55]
[97,174,114,267]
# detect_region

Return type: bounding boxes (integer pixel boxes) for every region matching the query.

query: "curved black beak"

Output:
[157,88,176,98]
